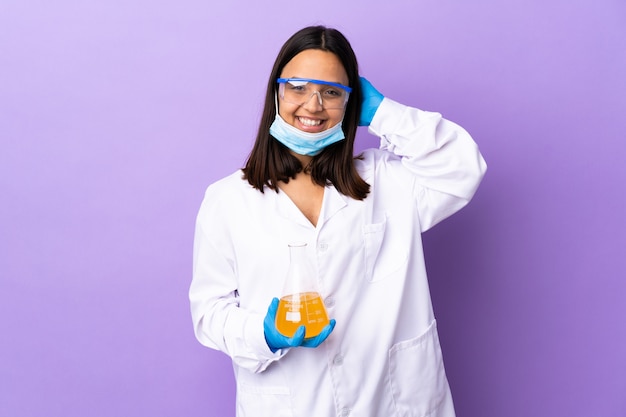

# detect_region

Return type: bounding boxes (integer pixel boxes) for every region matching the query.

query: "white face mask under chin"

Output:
[269,114,345,156]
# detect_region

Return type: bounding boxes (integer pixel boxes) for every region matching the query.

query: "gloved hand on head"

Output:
[263,297,336,353]
[358,77,384,127]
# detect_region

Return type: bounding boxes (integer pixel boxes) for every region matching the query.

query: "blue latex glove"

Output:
[358,77,384,127]
[263,297,336,353]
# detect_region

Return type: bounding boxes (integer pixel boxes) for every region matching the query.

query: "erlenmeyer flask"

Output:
[275,242,329,339]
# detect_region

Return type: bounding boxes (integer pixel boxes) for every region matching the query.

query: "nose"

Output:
[302,90,324,112]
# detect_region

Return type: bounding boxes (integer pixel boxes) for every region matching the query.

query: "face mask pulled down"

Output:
[269,114,345,156]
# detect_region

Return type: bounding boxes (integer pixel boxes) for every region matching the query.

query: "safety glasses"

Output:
[277,78,352,110]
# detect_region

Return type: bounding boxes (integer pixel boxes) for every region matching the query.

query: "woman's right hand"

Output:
[263,297,336,352]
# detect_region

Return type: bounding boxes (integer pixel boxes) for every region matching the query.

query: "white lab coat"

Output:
[190,98,487,417]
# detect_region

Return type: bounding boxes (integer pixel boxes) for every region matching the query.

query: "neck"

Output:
[291,151,313,171]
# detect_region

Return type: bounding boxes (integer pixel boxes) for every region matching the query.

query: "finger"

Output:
[289,325,306,347]
[268,298,279,316]
[264,298,280,331]
[302,320,336,348]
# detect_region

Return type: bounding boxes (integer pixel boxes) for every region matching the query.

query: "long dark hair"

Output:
[242,26,370,200]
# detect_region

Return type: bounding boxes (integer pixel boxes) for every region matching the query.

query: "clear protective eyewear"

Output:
[277,78,352,110]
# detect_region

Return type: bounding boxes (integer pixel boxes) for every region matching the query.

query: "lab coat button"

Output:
[318,242,328,251]
[340,407,351,417]
[325,296,335,307]
[333,354,344,365]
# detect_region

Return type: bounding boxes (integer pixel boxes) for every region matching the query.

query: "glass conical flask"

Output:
[275,242,330,339]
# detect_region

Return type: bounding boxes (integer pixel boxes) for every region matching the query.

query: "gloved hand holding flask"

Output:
[264,297,336,352]
[264,242,336,352]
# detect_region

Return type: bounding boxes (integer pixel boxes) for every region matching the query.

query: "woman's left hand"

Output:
[358,76,384,127]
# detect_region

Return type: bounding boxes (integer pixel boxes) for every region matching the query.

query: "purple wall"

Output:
[1,1,624,416]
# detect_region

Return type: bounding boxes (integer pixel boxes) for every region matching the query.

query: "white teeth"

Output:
[298,117,322,126]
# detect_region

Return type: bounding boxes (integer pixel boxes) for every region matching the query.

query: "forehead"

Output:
[280,49,349,85]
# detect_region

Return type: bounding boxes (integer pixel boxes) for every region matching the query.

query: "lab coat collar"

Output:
[318,185,348,228]
[275,185,348,229]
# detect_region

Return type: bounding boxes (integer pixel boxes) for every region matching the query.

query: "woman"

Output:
[190,26,487,417]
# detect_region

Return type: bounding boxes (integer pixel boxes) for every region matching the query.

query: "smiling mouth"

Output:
[297,117,323,127]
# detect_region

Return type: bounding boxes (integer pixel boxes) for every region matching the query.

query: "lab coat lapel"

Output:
[274,189,314,228]
[317,185,348,228]
[273,185,348,228]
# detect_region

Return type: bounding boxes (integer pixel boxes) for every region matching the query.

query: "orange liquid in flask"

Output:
[276,292,329,338]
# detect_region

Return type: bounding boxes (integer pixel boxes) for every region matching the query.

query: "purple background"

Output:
[1,1,625,416]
